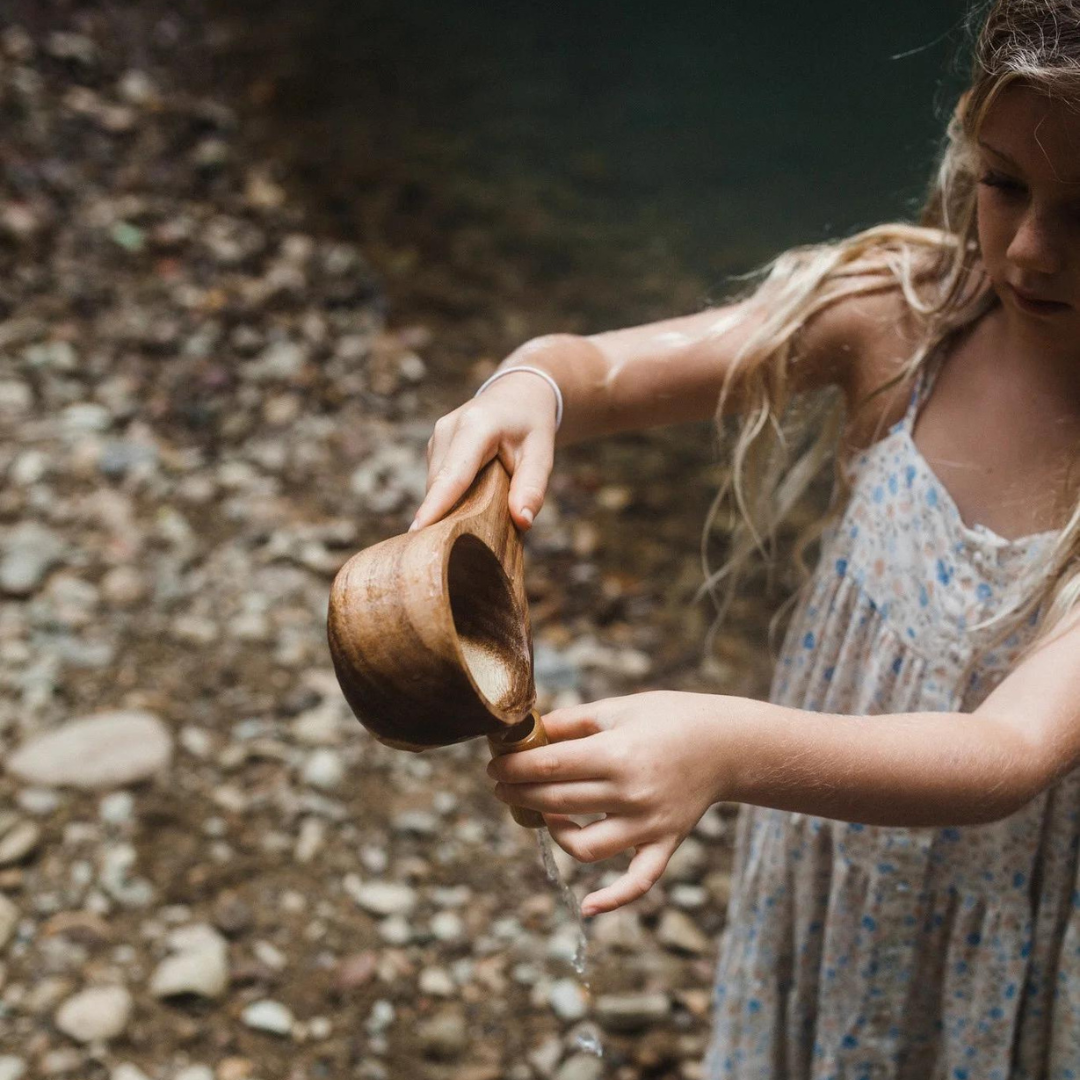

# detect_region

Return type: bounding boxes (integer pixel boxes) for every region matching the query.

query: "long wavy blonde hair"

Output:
[699,0,1080,677]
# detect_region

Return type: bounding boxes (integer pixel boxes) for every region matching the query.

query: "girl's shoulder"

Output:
[799,243,981,447]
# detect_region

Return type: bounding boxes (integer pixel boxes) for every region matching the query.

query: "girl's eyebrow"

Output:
[977,139,1019,167]
[978,136,1080,186]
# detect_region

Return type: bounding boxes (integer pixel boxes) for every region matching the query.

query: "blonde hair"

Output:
[699,0,1080,683]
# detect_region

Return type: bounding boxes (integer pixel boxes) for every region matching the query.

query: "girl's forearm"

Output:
[709,694,1046,827]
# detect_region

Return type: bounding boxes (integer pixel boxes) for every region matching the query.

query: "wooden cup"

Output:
[327,459,548,826]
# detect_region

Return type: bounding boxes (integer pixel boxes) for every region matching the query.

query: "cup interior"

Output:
[447,533,532,714]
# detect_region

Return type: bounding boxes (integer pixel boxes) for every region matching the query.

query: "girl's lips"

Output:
[1008,283,1071,315]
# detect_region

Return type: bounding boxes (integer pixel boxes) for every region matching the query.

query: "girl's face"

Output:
[976,83,1080,340]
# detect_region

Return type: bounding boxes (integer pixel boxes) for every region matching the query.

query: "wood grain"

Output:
[327,458,537,750]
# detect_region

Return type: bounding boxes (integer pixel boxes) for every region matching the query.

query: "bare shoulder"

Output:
[794,256,933,440]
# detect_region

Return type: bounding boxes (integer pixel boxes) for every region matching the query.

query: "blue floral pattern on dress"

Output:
[705,355,1071,1079]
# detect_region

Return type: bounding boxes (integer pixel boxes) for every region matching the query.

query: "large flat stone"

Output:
[7,711,173,790]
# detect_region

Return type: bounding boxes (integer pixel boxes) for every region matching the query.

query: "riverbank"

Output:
[0,4,783,1078]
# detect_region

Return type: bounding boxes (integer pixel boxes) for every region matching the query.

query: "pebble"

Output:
[294,817,325,863]
[174,1069,214,1080]
[241,999,294,1036]
[347,879,417,917]
[554,1056,604,1080]
[0,522,64,596]
[377,914,412,945]
[300,748,344,791]
[0,1058,26,1080]
[548,978,588,1022]
[656,908,713,956]
[430,910,464,942]
[217,1058,255,1080]
[0,894,16,949]
[527,1036,563,1079]
[392,809,439,836]
[100,566,147,607]
[665,838,709,883]
[365,998,395,1035]
[150,931,230,1000]
[0,820,41,866]
[16,788,60,816]
[112,1066,152,1080]
[99,792,135,826]
[671,884,709,910]
[252,940,287,970]
[54,985,133,1043]
[416,1008,468,1061]
[594,992,671,1032]
[418,966,455,997]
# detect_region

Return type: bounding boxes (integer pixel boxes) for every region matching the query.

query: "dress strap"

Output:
[899,348,946,435]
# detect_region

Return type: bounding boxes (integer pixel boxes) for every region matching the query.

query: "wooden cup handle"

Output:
[487,708,549,829]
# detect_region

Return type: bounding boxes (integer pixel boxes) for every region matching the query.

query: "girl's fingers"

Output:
[492,779,621,816]
[506,433,554,528]
[540,707,605,744]
[411,433,496,530]
[579,842,673,916]
[545,812,638,866]
[486,733,607,784]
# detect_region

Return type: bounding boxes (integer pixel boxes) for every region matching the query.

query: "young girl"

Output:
[409,1,1080,1075]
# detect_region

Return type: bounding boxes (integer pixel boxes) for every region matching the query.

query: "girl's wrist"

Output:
[499,333,611,445]
[473,365,564,429]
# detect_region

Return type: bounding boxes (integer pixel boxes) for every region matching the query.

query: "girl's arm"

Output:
[495,291,869,447]
[488,617,1080,915]
[412,269,914,532]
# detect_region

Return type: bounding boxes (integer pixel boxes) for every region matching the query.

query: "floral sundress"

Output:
[705,352,1078,1079]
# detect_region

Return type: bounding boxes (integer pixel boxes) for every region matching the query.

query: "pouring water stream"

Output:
[536,828,604,1058]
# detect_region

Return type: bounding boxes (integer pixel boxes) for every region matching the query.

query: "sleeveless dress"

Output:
[704,353,1080,1080]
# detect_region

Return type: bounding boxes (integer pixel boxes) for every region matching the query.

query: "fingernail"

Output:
[520,508,534,527]
[408,519,419,532]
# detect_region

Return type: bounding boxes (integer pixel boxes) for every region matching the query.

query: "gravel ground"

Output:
[0,4,803,1078]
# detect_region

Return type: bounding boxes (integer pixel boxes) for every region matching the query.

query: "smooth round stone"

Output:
[54,985,133,1043]
[350,881,416,917]
[301,748,344,791]
[555,1055,604,1080]
[241,999,294,1036]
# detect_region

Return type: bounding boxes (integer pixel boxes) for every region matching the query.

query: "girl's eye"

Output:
[978,170,1026,198]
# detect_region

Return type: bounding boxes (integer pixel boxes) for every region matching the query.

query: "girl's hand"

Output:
[409,371,559,534]
[486,691,731,916]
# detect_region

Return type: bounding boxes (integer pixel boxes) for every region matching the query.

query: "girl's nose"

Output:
[1006,208,1064,276]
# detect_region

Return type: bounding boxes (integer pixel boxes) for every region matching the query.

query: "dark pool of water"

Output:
[235,1,969,267]
[217,0,973,351]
